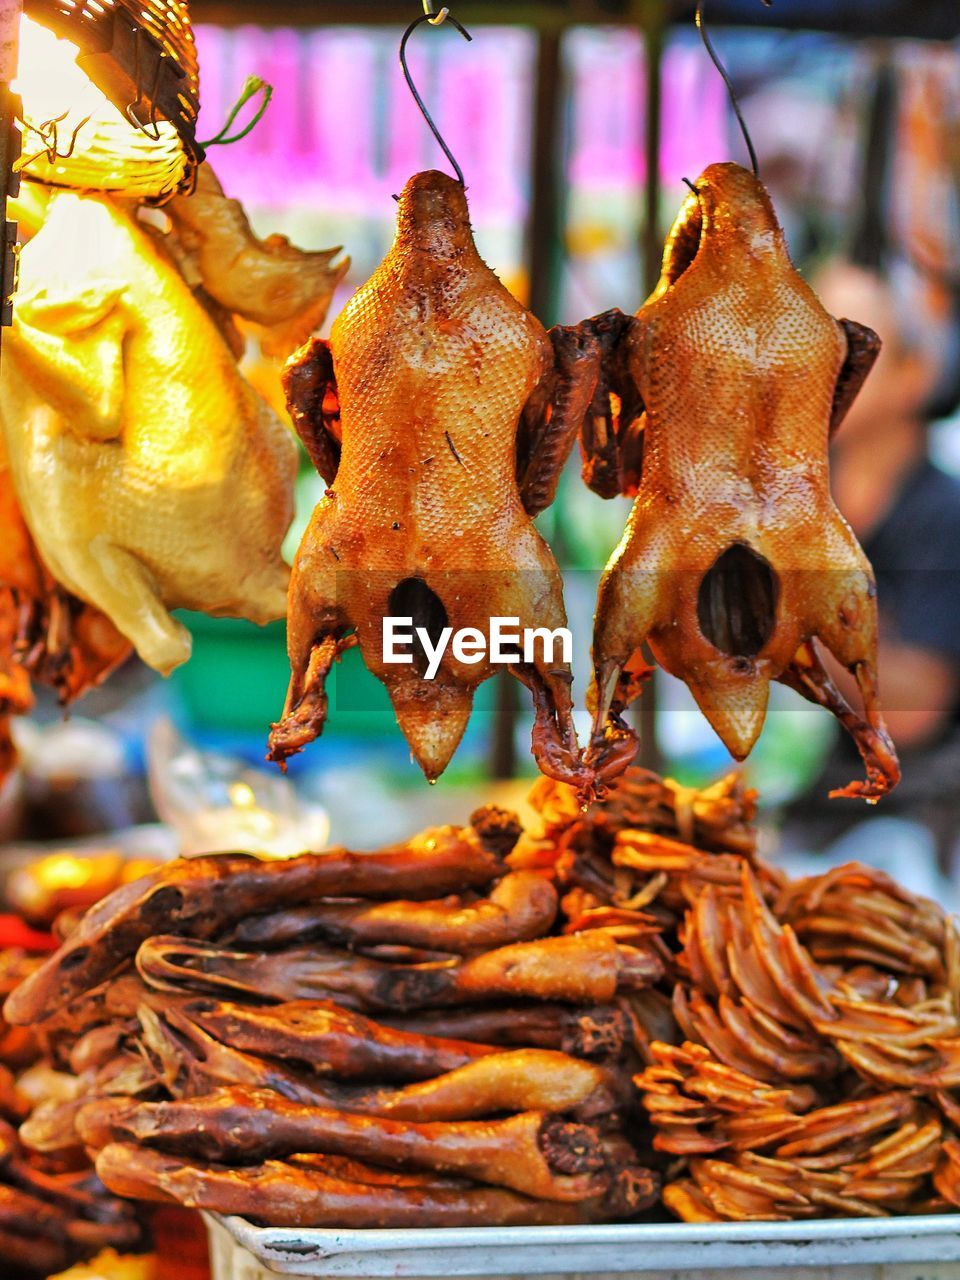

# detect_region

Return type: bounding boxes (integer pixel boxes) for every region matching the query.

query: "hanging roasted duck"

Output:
[580,162,899,799]
[0,167,344,677]
[270,170,602,786]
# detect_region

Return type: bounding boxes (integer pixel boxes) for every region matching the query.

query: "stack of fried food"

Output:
[0,944,145,1276]
[0,1114,142,1277]
[6,769,960,1232]
[3,808,662,1229]
[522,770,960,1222]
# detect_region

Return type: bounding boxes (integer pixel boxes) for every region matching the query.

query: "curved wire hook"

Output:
[696,0,772,178]
[399,9,473,186]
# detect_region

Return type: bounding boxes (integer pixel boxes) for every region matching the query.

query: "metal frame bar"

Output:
[0,0,20,333]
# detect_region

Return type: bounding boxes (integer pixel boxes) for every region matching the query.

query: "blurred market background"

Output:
[5,0,960,888]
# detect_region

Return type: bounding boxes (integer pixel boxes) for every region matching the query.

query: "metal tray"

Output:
[207,1212,960,1278]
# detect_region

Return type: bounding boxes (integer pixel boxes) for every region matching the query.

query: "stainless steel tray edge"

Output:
[211,1213,960,1277]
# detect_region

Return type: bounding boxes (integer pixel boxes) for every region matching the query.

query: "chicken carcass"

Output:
[582,163,899,799]
[270,170,602,785]
[0,187,298,675]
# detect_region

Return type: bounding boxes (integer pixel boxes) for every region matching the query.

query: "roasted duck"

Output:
[581,163,899,799]
[270,169,602,786]
[0,186,299,675]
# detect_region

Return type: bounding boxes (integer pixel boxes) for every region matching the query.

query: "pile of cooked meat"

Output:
[0,946,144,1276]
[3,766,959,1229]
[2,803,663,1229]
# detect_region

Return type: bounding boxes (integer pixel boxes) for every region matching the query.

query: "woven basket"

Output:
[19,0,202,198]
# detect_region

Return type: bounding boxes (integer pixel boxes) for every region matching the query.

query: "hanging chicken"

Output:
[0,172,327,676]
[269,170,602,786]
[581,162,899,800]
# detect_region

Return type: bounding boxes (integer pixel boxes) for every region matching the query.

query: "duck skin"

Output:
[226,870,557,954]
[174,997,497,1080]
[383,1002,632,1059]
[135,932,664,1011]
[95,1143,657,1227]
[4,826,505,1026]
[78,1090,606,1202]
[139,1008,618,1123]
[581,163,899,799]
[269,170,603,787]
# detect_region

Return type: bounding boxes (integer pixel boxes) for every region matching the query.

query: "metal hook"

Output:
[399,10,473,187]
[423,1,449,25]
[125,27,164,141]
[14,111,91,171]
[695,0,772,178]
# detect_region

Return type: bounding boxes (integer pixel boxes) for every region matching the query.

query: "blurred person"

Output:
[781,259,960,891]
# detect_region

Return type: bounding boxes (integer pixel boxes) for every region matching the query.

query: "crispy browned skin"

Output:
[179,998,497,1080]
[584,163,898,800]
[384,1003,631,1059]
[269,170,600,788]
[136,932,663,1011]
[227,870,558,954]
[0,1223,71,1275]
[96,1142,657,1227]
[4,828,504,1025]
[78,1090,605,1202]
[139,1007,616,1123]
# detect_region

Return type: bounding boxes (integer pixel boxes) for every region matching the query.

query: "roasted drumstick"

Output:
[136,932,664,1011]
[5,825,505,1025]
[226,870,558,954]
[95,1143,659,1228]
[139,1006,617,1123]
[580,162,898,799]
[269,169,603,788]
[176,997,497,1080]
[78,1090,606,1202]
[384,1002,632,1059]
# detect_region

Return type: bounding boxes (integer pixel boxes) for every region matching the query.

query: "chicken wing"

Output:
[270,170,601,786]
[583,163,899,800]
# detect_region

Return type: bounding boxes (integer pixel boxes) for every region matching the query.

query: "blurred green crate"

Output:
[170,612,495,739]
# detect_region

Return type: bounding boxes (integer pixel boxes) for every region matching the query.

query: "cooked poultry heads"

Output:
[582,163,899,799]
[0,186,299,675]
[270,170,602,785]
